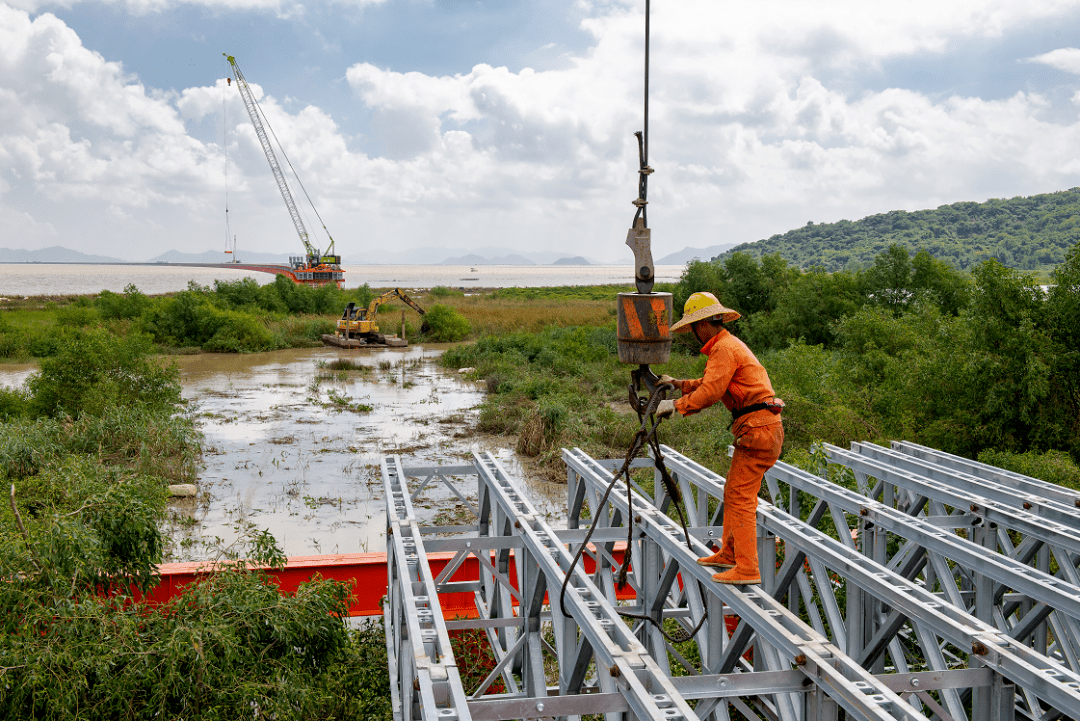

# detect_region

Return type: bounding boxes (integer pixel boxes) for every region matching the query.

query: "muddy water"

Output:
[0,348,569,560]
[167,346,567,561]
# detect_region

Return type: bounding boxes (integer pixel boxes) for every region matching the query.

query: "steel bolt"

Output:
[910,678,920,688]
[535,702,545,712]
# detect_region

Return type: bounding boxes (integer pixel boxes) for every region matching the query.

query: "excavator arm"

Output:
[332,289,431,343]
[366,289,426,318]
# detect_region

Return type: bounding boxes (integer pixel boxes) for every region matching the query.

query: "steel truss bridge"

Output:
[383,441,1080,721]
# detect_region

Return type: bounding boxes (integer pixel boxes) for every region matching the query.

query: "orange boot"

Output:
[696,532,734,569]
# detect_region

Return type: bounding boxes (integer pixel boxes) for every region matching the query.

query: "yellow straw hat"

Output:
[670,292,741,333]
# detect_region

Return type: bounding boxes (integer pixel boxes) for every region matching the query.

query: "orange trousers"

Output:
[719,422,784,576]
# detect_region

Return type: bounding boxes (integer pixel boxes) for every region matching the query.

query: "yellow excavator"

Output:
[323,288,429,348]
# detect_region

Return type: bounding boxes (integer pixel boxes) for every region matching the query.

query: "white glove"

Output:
[657,374,679,387]
[655,399,677,418]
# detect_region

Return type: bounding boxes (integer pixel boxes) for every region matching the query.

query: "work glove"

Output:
[655,399,677,419]
[657,374,679,388]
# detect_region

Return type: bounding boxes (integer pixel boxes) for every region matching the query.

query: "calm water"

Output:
[0,348,570,561]
[0,263,687,296]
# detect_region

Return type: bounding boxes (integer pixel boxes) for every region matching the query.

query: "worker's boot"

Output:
[711,519,760,585]
[696,529,734,569]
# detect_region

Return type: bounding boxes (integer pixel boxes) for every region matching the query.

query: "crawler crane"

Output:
[224,54,344,288]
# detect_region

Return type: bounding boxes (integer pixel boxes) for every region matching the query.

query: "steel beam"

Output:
[384,455,474,721]
[891,441,1080,512]
[564,447,927,721]
[657,447,1080,719]
[472,451,702,721]
[385,445,1080,721]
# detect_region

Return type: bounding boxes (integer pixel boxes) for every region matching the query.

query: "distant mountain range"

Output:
[0,246,610,266]
[0,246,125,263]
[655,244,739,265]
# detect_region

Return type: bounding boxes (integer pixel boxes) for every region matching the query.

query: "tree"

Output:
[910,250,971,316]
[859,243,913,313]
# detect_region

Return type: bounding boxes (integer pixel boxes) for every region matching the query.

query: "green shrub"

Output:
[202,310,278,353]
[0,386,25,421]
[0,418,64,479]
[978,448,1080,490]
[97,284,150,320]
[27,329,181,419]
[0,330,26,359]
[424,304,471,342]
[25,326,66,358]
[429,285,465,298]
[54,304,99,327]
[0,511,377,720]
[141,292,277,352]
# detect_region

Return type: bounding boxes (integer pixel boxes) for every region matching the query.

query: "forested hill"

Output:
[717,188,1080,272]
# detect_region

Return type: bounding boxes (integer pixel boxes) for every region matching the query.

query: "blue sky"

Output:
[3,0,1080,263]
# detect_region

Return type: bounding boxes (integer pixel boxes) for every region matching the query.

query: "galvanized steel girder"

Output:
[655,445,1080,719]
[563,447,927,721]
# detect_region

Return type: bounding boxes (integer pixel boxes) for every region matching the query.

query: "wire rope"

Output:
[246,87,335,254]
[558,380,709,646]
[223,58,232,256]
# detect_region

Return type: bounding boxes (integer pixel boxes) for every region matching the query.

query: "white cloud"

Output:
[335,0,1080,255]
[1025,47,1080,75]
[4,0,1080,262]
[6,0,385,15]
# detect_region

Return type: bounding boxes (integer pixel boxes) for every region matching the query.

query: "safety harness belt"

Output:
[731,398,785,421]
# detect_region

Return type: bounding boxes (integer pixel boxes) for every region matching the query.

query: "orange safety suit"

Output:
[672,328,784,581]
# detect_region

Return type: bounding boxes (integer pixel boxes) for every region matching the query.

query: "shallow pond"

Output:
[0,346,568,561]
[167,346,567,561]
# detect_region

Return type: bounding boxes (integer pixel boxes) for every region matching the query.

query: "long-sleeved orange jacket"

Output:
[672,329,781,436]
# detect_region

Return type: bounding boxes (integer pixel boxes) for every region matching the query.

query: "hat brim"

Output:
[670,305,741,333]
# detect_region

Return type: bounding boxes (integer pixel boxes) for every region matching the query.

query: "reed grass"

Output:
[320,358,372,372]
[423,295,614,336]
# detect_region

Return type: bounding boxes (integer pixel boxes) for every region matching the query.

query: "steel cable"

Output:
[558,380,709,645]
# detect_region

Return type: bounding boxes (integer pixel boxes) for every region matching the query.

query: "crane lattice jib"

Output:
[225,55,319,263]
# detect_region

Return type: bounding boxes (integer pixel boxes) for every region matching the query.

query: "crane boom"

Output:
[224,54,321,265]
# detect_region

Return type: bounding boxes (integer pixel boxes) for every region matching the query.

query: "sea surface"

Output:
[0,263,687,296]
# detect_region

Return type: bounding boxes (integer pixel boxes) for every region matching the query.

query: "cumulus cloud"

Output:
[0,5,227,256]
[337,0,1080,253]
[1025,47,1080,75]
[5,0,1080,261]
[6,0,384,15]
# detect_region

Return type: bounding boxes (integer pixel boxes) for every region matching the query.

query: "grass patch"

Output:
[319,358,372,372]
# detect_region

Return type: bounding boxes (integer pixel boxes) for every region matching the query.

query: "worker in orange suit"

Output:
[654,292,784,585]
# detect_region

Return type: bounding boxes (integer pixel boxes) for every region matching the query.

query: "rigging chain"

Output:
[558,379,710,645]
